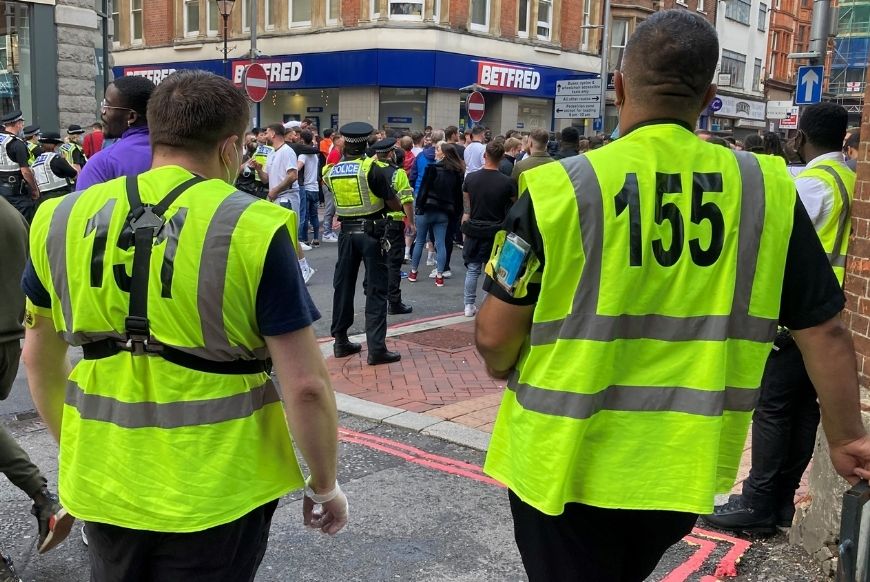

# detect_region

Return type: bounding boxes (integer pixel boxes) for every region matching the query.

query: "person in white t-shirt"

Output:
[298,129,322,245]
[463,125,486,176]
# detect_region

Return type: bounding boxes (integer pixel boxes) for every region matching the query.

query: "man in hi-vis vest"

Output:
[22,70,347,580]
[475,10,870,581]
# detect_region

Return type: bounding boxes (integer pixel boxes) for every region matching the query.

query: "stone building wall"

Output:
[55,0,104,130]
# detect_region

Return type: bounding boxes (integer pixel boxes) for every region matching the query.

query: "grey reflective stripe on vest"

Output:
[0,134,21,172]
[65,377,280,429]
[528,151,776,346]
[46,191,86,339]
[509,380,758,420]
[817,165,851,269]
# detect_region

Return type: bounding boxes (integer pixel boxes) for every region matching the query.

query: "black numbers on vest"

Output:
[84,200,115,288]
[613,172,724,267]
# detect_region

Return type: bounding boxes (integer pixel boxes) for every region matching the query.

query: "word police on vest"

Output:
[478,65,541,91]
[233,61,303,84]
[330,161,362,177]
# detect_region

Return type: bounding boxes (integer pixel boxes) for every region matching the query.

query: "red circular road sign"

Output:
[466,91,485,123]
[243,63,269,103]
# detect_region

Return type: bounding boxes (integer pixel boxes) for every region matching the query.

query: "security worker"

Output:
[251,134,273,199]
[323,122,403,365]
[704,102,857,534]
[372,137,415,315]
[0,110,40,222]
[60,124,87,175]
[475,10,870,582]
[22,70,347,580]
[32,132,78,202]
[23,125,41,165]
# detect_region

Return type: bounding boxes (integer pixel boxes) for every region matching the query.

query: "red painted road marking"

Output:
[338,427,752,579]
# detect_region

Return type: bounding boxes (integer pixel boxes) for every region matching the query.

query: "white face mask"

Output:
[221,137,243,185]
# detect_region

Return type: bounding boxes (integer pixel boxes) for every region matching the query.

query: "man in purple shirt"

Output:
[76,76,155,191]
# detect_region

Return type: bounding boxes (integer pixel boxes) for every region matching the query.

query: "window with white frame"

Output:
[111,1,120,43]
[609,18,629,71]
[724,0,751,24]
[265,0,275,28]
[581,0,591,50]
[290,0,312,26]
[721,49,747,88]
[517,0,529,37]
[753,58,762,89]
[242,0,250,31]
[390,0,423,19]
[371,0,380,19]
[184,0,199,36]
[758,2,767,30]
[207,1,219,36]
[131,0,143,42]
[696,0,705,11]
[326,0,339,23]
[536,0,552,40]
[470,0,488,31]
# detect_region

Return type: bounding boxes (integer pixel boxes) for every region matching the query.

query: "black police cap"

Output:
[339,122,374,145]
[38,132,64,145]
[1,110,23,125]
[67,124,85,135]
[373,137,397,153]
[23,125,40,137]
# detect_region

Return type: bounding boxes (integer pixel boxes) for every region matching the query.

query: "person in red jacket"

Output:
[82,122,103,158]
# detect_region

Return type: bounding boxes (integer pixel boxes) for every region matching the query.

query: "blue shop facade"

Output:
[114,49,595,134]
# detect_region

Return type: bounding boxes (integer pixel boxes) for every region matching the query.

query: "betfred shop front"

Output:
[115,50,593,134]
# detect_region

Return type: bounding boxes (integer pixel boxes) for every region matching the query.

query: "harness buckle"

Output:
[129,205,165,233]
[123,316,163,355]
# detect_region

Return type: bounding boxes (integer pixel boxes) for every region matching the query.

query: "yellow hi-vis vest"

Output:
[797,159,855,285]
[28,165,303,532]
[323,156,384,217]
[377,161,413,221]
[253,144,273,183]
[483,124,797,516]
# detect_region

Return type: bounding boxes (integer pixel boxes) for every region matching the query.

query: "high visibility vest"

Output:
[323,157,384,217]
[60,142,86,167]
[797,159,855,285]
[483,124,798,516]
[33,152,70,193]
[253,144,273,183]
[27,141,39,165]
[28,165,303,532]
[0,134,22,173]
[376,160,413,220]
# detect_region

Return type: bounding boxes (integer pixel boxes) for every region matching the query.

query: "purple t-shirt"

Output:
[75,126,152,191]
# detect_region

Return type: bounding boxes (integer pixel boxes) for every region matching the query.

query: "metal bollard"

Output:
[838,481,870,582]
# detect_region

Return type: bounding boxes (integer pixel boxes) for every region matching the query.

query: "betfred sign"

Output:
[124,67,177,84]
[232,60,303,85]
[477,61,541,93]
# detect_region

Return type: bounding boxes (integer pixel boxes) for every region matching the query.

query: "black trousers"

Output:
[444,215,459,271]
[86,500,278,582]
[385,221,405,305]
[331,229,388,352]
[0,182,34,223]
[741,340,820,511]
[509,491,697,582]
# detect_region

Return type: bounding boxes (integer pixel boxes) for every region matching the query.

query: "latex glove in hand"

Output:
[303,489,348,535]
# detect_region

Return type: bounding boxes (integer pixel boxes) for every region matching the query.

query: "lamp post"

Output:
[216,0,236,78]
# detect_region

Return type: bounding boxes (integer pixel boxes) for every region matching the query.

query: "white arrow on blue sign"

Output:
[795,66,823,105]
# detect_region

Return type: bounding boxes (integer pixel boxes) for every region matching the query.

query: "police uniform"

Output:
[480,120,845,580]
[23,125,42,166]
[0,110,36,222]
[252,143,273,198]
[32,132,78,202]
[59,125,87,181]
[323,122,401,365]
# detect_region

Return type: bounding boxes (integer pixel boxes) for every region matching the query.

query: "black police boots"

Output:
[367,350,402,366]
[700,494,776,535]
[388,302,413,315]
[333,336,362,358]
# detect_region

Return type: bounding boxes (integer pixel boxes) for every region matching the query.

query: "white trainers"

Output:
[464,304,477,317]
[303,266,316,285]
[299,242,313,251]
[322,232,338,242]
[81,524,88,547]
[429,269,452,279]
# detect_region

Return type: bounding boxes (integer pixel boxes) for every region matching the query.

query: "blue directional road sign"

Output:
[795,66,823,105]
[593,117,603,132]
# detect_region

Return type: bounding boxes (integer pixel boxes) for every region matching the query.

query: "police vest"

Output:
[33,152,70,193]
[27,141,39,165]
[375,160,413,220]
[0,134,22,174]
[28,165,303,532]
[60,142,86,167]
[483,124,797,516]
[797,160,855,285]
[323,157,384,217]
[253,144,273,183]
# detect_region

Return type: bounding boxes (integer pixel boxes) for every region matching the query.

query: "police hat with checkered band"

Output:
[339,122,374,154]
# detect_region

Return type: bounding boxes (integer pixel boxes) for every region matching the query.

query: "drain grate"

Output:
[399,328,475,351]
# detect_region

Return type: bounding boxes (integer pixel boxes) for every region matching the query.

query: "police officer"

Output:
[323,122,403,365]
[23,125,41,165]
[0,110,40,222]
[371,137,415,315]
[60,124,87,174]
[251,131,273,199]
[475,10,870,581]
[32,132,77,202]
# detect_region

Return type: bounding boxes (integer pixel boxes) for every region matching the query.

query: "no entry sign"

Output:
[243,63,269,103]
[467,91,485,124]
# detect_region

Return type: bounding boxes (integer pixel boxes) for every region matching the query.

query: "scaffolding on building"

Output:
[829,0,868,114]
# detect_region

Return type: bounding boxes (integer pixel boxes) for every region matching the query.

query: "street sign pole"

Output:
[251,0,260,128]
[598,0,611,135]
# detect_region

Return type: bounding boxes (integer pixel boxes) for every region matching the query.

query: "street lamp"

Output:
[216,0,236,78]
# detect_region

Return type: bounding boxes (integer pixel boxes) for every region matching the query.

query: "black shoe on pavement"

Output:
[31,489,75,554]
[700,495,776,535]
[367,351,402,365]
[0,552,21,582]
[388,302,413,315]
[333,340,362,358]
[776,501,796,528]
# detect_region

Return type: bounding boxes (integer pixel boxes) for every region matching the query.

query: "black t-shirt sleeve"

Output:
[50,156,78,179]
[21,259,51,308]
[72,148,87,167]
[7,139,30,167]
[778,197,845,329]
[482,191,545,305]
[256,228,321,336]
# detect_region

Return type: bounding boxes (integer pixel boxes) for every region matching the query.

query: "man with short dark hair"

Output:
[844,131,859,171]
[82,122,104,158]
[476,11,870,580]
[298,129,321,246]
[553,126,580,159]
[464,126,486,175]
[23,70,346,581]
[445,125,465,160]
[510,128,552,182]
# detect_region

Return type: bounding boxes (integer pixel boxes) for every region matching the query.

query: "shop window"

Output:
[326,0,339,23]
[581,0,591,50]
[758,2,767,30]
[131,0,143,43]
[379,88,427,133]
[721,49,746,88]
[390,0,423,19]
[207,1,219,35]
[724,0,751,25]
[517,0,529,37]
[609,18,628,71]
[0,3,32,122]
[184,0,199,37]
[290,0,312,27]
[470,0,489,31]
[536,0,552,40]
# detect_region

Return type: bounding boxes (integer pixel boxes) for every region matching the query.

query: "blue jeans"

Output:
[299,189,320,242]
[464,262,482,305]
[411,211,448,273]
